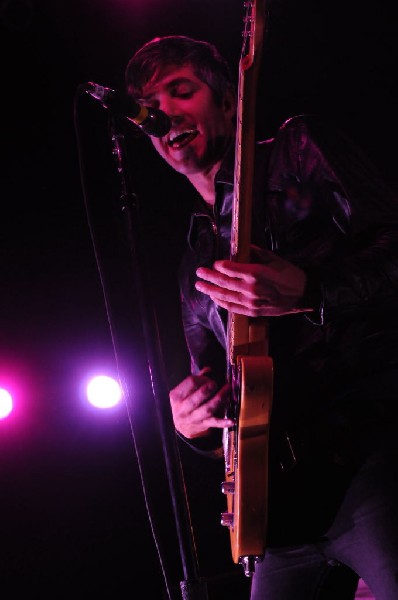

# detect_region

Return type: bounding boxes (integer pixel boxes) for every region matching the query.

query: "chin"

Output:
[169,156,204,176]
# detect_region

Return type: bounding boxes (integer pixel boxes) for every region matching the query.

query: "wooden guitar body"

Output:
[222,353,273,574]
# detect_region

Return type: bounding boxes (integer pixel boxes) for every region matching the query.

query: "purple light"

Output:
[86,375,122,409]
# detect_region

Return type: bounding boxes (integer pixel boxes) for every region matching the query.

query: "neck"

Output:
[187,161,222,206]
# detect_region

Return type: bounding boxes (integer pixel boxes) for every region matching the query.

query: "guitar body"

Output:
[223,354,273,564]
[220,0,273,576]
[222,318,273,574]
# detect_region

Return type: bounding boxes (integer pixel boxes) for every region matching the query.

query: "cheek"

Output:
[205,109,231,137]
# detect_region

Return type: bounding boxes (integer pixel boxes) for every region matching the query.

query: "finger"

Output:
[213,260,260,279]
[200,416,234,429]
[198,366,212,377]
[171,380,217,416]
[171,369,213,401]
[196,269,244,293]
[197,262,267,290]
[196,278,260,308]
[197,263,244,282]
[214,260,248,274]
[212,296,278,317]
[210,297,258,316]
[189,380,218,412]
[188,395,234,427]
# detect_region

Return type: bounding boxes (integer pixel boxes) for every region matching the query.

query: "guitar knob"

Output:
[221,481,235,495]
[221,512,234,527]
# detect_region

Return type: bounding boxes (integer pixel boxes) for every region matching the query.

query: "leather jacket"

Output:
[178,114,398,466]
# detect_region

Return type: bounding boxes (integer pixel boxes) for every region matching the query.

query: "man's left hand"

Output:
[195,248,311,316]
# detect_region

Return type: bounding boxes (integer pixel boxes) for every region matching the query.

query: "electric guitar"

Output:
[220,0,273,577]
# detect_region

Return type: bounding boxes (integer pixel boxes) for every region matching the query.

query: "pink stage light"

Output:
[0,388,13,419]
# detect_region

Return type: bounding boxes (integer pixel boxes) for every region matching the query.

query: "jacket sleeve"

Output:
[180,290,228,387]
[177,292,225,457]
[268,114,398,325]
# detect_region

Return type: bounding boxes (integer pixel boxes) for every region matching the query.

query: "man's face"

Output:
[138,64,235,176]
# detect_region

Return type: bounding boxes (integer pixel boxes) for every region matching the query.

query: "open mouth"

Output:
[167,129,198,149]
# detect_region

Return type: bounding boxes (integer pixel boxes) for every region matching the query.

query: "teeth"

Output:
[168,129,196,144]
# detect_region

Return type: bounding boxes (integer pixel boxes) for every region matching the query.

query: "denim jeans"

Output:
[250,434,398,599]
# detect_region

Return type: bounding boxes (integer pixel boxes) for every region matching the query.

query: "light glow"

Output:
[0,388,13,419]
[86,375,122,409]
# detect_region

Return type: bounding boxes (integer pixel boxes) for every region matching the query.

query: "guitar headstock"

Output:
[241,0,266,72]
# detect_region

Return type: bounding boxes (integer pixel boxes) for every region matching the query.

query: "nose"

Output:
[157,93,180,119]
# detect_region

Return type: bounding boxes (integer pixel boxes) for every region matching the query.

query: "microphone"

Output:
[84,82,171,138]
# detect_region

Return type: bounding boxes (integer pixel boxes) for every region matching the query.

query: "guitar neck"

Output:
[228,0,266,365]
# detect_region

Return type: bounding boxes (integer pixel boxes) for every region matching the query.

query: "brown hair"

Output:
[125,35,235,106]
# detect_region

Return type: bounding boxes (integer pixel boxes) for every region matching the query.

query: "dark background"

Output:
[0,1,396,598]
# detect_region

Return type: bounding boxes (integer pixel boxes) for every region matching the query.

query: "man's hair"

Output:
[125,35,235,106]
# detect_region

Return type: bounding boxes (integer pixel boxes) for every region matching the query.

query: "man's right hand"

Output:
[169,368,234,439]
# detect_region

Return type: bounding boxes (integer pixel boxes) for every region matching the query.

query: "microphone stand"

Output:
[107,112,209,600]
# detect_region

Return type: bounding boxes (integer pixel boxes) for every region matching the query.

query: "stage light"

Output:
[86,375,123,409]
[0,388,13,419]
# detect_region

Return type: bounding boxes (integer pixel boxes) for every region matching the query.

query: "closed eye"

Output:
[172,90,194,99]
